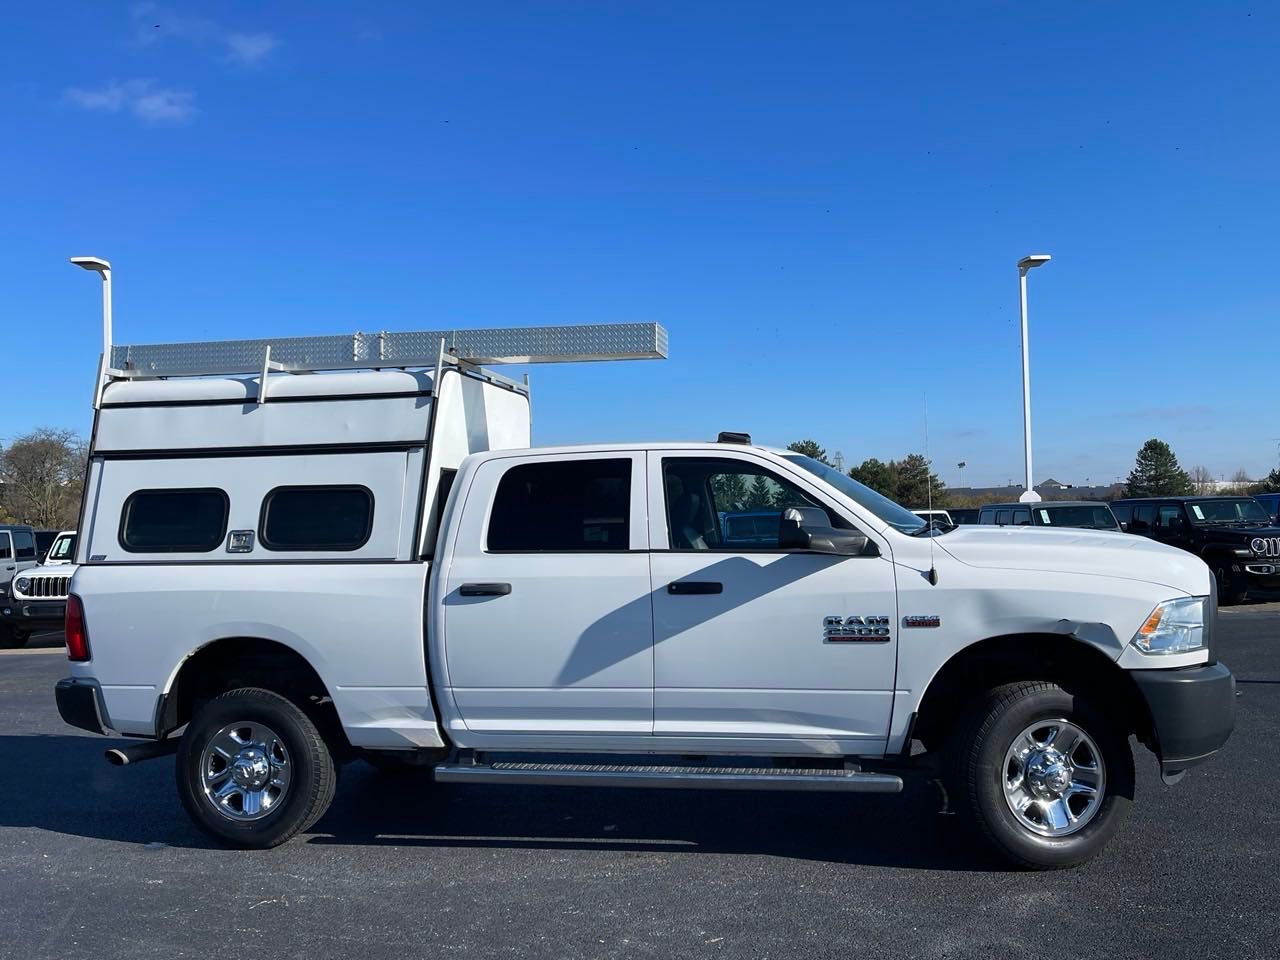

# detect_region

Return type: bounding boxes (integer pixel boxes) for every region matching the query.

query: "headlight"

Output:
[1130,597,1206,655]
[13,577,30,595]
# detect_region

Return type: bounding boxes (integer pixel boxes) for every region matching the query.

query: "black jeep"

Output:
[1112,496,1280,604]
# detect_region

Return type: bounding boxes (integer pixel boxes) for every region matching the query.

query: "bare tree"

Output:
[1190,464,1215,496]
[0,428,87,529]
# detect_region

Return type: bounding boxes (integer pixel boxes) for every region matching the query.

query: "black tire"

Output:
[947,680,1134,870]
[176,687,337,849]
[0,624,26,648]
[1213,563,1247,605]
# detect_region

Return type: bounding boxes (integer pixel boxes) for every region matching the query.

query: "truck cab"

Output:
[54,320,1235,869]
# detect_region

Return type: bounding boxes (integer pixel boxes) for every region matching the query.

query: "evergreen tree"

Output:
[848,457,899,500]
[786,439,830,465]
[710,472,749,509]
[1124,439,1194,497]
[744,474,775,509]
[1261,467,1280,493]
[894,453,948,508]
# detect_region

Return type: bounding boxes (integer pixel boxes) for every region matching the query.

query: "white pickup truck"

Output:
[56,320,1235,869]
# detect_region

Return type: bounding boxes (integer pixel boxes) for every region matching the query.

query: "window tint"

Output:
[978,508,995,524]
[1012,508,1031,526]
[13,529,35,560]
[261,486,373,551]
[1111,503,1133,525]
[995,509,1011,525]
[663,457,850,551]
[120,489,229,552]
[0,534,10,560]
[488,458,631,552]
[1132,504,1157,531]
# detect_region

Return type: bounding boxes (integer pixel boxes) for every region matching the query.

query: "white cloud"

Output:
[64,80,196,124]
[224,32,279,67]
[130,3,278,67]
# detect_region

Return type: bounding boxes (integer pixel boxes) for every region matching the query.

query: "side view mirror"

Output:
[778,506,876,556]
[1119,521,1129,531]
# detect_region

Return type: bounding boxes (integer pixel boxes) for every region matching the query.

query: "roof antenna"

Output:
[924,395,939,586]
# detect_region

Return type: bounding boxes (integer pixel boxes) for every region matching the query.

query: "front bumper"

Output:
[1,597,66,631]
[1132,661,1235,780]
[55,678,109,735]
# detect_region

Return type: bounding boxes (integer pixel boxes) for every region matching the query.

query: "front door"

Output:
[440,452,654,740]
[647,453,898,751]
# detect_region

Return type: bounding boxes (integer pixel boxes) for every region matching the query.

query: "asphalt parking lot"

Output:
[2,610,1277,960]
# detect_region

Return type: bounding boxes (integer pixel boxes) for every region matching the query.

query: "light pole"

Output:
[70,256,113,407]
[1016,253,1051,503]
[957,461,966,488]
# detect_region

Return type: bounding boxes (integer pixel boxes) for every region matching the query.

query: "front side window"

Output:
[783,455,925,533]
[13,529,35,560]
[120,489,229,553]
[260,486,374,551]
[1156,505,1184,530]
[488,458,631,552]
[0,534,11,560]
[663,457,850,551]
[996,509,1011,525]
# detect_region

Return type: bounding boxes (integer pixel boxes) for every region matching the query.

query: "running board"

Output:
[433,761,903,793]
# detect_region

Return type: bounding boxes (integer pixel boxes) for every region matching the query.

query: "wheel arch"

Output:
[157,636,351,755]
[911,633,1153,752]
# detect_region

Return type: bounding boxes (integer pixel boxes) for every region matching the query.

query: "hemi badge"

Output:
[903,615,941,629]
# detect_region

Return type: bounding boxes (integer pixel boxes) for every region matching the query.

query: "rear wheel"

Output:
[947,680,1133,869]
[176,687,337,848]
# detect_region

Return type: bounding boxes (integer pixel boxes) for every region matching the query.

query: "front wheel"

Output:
[176,688,337,848]
[947,681,1134,869]
[1214,563,1247,605]
[0,624,27,648]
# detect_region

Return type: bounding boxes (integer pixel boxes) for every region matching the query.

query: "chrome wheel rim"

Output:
[199,721,292,822]
[1002,718,1105,837]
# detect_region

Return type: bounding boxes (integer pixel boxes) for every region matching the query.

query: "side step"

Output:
[433,760,903,794]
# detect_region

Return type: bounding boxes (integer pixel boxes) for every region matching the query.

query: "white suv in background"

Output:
[2,530,76,648]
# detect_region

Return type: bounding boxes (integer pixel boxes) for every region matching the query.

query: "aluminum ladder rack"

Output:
[95,322,668,407]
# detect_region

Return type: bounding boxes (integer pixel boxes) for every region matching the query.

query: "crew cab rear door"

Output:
[646,452,898,750]
[438,452,654,739]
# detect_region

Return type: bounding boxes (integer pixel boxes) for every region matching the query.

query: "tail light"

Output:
[65,594,90,662]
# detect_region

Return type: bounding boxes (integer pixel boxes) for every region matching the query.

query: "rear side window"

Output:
[120,489,229,553]
[995,509,1011,525]
[0,534,10,560]
[488,458,631,552]
[1012,508,1031,526]
[1133,504,1157,531]
[978,509,995,524]
[13,529,35,560]
[260,486,374,551]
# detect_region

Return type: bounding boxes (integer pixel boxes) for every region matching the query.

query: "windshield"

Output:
[47,534,76,561]
[1186,499,1271,525]
[1036,505,1119,531]
[784,455,927,533]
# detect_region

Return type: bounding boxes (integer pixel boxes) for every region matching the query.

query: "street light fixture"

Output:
[70,256,113,408]
[1016,253,1051,503]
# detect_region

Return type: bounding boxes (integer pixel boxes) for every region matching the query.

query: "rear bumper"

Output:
[1131,661,1235,778]
[55,678,109,735]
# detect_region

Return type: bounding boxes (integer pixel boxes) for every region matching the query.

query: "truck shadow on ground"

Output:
[5,734,1004,870]
[304,763,1005,871]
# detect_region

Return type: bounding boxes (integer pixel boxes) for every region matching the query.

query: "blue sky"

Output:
[4,2,1278,487]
